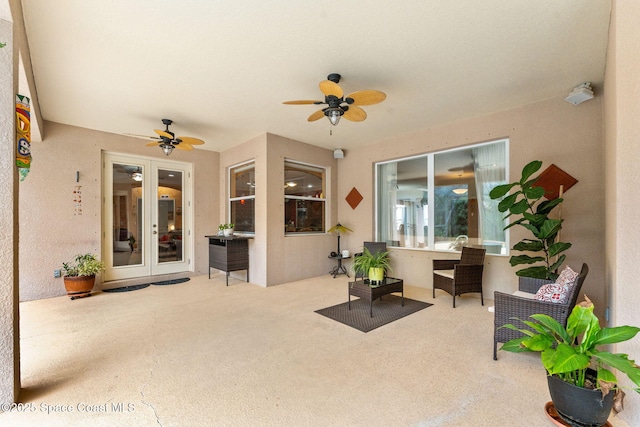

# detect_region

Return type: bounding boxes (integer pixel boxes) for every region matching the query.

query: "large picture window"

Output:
[229,161,255,233]
[284,160,326,234]
[375,139,508,253]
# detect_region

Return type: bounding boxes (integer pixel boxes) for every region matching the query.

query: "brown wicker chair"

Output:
[432,247,486,308]
[354,241,387,281]
[492,263,589,360]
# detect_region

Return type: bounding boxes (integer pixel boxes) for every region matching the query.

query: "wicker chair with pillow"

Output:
[432,246,486,308]
[492,263,589,360]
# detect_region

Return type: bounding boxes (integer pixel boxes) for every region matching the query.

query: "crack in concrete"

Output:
[140,373,162,426]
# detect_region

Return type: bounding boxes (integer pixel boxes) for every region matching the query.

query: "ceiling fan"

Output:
[145,119,205,156]
[283,73,386,126]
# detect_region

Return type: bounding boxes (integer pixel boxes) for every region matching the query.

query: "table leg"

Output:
[370,300,373,318]
[402,287,404,306]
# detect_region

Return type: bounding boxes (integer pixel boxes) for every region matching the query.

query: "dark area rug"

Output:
[315,296,432,332]
[151,277,190,286]
[102,283,150,293]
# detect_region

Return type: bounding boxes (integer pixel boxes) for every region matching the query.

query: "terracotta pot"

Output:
[63,275,96,300]
[547,372,614,427]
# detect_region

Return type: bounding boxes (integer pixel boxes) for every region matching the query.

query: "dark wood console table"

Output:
[205,235,252,286]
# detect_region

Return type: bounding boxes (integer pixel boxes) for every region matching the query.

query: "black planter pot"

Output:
[547,373,614,427]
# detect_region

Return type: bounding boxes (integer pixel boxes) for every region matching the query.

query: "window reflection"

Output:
[229,162,256,233]
[376,140,507,253]
[284,161,326,233]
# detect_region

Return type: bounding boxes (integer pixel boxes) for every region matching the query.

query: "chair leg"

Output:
[452,294,456,308]
[493,340,498,360]
[432,287,435,299]
[481,292,484,306]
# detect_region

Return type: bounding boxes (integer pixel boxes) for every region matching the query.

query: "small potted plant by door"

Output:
[500,296,640,426]
[61,253,105,300]
[224,223,235,237]
[352,247,391,284]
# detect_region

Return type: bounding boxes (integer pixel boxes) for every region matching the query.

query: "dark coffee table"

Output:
[348,277,404,317]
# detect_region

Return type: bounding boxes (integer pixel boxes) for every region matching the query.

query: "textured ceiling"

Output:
[20,0,611,152]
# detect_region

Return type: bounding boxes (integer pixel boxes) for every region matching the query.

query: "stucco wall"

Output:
[606,1,640,424]
[0,13,20,405]
[19,121,219,301]
[219,133,338,287]
[336,95,606,310]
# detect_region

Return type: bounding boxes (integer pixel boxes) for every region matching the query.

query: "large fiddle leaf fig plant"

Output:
[489,160,571,280]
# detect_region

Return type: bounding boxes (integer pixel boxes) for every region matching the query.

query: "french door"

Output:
[103,153,192,281]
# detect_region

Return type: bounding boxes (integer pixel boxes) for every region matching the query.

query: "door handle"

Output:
[153,231,157,235]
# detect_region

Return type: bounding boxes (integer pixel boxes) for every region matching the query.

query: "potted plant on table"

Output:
[500,296,640,426]
[61,253,105,300]
[218,223,235,236]
[489,160,571,281]
[352,246,391,284]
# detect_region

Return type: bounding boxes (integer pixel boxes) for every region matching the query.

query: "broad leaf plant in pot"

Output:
[61,253,105,300]
[501,296,640,426]
[352,247,391,284]
[489,160,571,281]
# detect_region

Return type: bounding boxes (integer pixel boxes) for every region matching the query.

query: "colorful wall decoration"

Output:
[16,94,31,181]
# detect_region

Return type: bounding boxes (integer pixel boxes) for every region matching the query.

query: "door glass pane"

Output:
[112,163,143,266]
[157,169,183,263]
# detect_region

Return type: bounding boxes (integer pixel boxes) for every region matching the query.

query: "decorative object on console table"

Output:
[218,223,234,236]
[61,253,105,300]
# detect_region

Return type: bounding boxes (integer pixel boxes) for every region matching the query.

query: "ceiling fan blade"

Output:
[154,129,173,139]
[283,100,323,105]
[343,105,367,122]
[307,109,326,122]
[177,136,205,145]
[146,141,162,147]
[174,143,194,151]
[319,80,343,98]
[346,90,387,106]
[124,133,160,140]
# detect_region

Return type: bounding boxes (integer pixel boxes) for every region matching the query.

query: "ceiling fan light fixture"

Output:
[327,108,342,126]
[161,143,174,156]
[131,172,143,182]
[452,188,468,195]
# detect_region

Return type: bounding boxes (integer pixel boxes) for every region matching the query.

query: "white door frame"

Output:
[102,152,193,281]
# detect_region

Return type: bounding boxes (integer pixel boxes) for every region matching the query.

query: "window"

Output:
[375,139,508,253]
[284,160,326,234]
[229,161,255,233]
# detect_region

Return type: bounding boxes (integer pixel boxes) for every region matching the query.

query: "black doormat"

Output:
[102,277,190,293]
[102,283,151,293]
[315,296,432,333]
[151,277,190,286]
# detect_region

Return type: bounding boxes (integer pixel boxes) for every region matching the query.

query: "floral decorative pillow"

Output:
[535,283,569,304]
[557,265,578,287]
